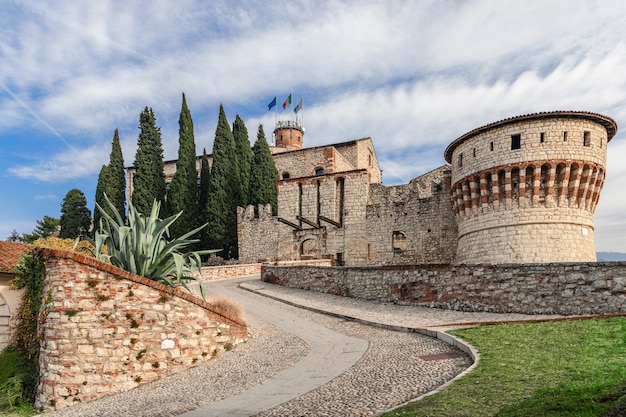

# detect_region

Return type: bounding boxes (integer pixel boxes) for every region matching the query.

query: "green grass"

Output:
[0,347,38,416]
[383,317,626,417]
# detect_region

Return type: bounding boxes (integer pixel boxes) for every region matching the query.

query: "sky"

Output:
[1,0,625,252]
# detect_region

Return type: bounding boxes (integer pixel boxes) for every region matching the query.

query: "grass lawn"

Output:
[382,317,626,417]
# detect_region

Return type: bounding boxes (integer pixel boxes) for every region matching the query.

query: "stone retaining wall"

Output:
[35,248,248,412]
[200,263,262,281]
[261,262,626,315]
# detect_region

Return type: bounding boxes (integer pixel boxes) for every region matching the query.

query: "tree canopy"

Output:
[249,124,279,215]
[167,93,200,238]
[131,107,166,215]
[59,188,91,239]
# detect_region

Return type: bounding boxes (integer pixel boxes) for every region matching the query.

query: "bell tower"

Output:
[273,120,304,151]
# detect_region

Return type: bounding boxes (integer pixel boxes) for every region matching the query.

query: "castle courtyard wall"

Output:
[262,263,626,316]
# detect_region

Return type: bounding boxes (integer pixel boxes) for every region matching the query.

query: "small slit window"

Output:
[392,231,407,251]
[282,172,290,179]
[473,148,476,157]
[458,153,463,167]
[540,132,545,143]
[315,167,324,176]
[563,131,568,142]
[490,142,494,151]
[511,134,521,150]
[583,131,591,147]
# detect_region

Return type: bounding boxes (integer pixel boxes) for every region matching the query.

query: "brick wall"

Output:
[34,248,247,412]
[262,262,626,316]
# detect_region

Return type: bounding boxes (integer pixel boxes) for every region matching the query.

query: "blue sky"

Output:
[1,0,626,252]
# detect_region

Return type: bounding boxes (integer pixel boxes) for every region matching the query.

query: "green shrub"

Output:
[0,347,37,411]
[89,194,219,297]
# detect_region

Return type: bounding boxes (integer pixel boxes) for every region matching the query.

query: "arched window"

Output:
[282,172,290,180]
[315,167,324,176]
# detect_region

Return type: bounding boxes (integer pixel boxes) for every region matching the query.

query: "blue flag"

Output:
[294,98,303,114]
[268,96,277,111]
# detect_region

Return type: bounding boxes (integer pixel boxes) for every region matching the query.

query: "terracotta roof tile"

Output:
[0,241,30,273]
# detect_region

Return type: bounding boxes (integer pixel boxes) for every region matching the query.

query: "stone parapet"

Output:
[262,263,626,316]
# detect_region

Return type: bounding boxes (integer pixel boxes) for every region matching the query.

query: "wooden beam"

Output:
[277,217,302,231]
[318,215,342,228]
[296,216,320,228]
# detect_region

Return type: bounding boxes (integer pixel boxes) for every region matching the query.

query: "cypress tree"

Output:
[232,114,252,207]
[93,164,110,231]
[131,107,166,215]
[198,148,211,249]
[59,188,92,238]
[205,104,242,258]
[107,128,126,221]
[249,124,279,215]
[167,93,200,238]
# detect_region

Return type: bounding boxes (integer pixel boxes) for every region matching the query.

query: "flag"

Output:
[268,96,276,111]
[282,94,292,109]
[294,98,303,114]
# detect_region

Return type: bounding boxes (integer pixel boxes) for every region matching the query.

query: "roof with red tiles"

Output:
[0,241,29,273]
[444,111,618,163]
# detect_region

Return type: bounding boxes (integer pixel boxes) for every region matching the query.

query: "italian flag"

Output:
[282,94,292,109]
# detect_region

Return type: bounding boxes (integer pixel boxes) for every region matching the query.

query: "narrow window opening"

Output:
[540,132,545,143]
[336,177,345,226]
[282,172,290,179]
[335,252,344,266]
[316,180,321,226]
[473,148,476,157]
[583,131,591,147]
[298,183,303,226]
[563,131,568,142]
[511,134,521,150]
[315,167,324,176]
[458,153,463,167]
[490,142,494,151]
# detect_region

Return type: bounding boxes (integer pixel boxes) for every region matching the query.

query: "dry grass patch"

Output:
[206,296,245,321]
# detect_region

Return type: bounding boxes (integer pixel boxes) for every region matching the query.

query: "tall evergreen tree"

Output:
[249,124,279,215]
[94,129,127,231]
[167,93,200,238]
[131,107,166,215]
[198,148,211,249]
[59,188,92,238]
[232,114,252,207]
[106,128,127,221]
[93,164,110,231]
[205,104,242,258]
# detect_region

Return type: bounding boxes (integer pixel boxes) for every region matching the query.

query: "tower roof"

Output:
[444,110,618,163]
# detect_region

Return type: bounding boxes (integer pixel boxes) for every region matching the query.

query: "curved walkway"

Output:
[48,276,565,417]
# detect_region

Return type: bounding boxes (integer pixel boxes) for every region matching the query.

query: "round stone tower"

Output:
[273,120,304,151]
[444,111,617,264]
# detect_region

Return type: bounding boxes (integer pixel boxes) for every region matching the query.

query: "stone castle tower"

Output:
[445,111,617,264]
[273,120,304,151]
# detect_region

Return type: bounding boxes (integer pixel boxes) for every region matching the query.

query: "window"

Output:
[540,132,545,143]
[490,142,494,151]
[563,131,568,142]
[458,153,463,167]
[511,134,521,150]
[315,167,324,176]
[473,148,476,157]
[282,172,290,179]
[392,231,407,251]
[583,131,591,147]
[336,177,345,226]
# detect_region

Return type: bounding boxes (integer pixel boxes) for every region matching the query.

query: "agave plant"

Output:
[90,194,219,297]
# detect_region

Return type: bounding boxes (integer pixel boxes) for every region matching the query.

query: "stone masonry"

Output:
[262,262,626,316]
[34,248,247,412]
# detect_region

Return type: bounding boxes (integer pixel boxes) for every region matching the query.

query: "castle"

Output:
[128,110,617,266]
[238,111,617,266]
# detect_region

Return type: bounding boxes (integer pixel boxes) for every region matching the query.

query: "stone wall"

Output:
[367,166,457,265]
[261,262,626,316]
[200,263,262,281]
[35,248,247,412]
